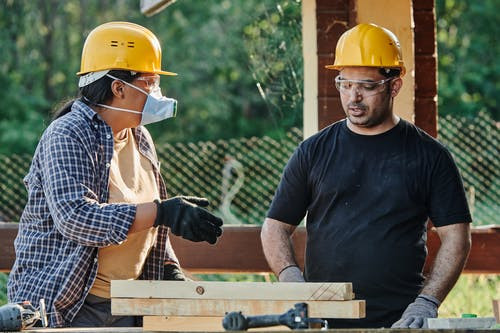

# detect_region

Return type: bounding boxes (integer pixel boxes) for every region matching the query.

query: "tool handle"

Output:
[223,312,282,330]
[247,314,283,328]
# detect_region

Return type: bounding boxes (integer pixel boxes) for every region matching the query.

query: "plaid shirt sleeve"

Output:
[41,125,135,246]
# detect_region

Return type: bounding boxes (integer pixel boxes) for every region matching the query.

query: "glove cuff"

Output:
[163,263,186,281]
[278,265,304,282]
[153,199,162,227]
[417,294,441,307]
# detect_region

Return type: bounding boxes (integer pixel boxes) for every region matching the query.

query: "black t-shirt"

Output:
[267,119,471,328]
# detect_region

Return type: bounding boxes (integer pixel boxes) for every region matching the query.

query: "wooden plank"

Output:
[493,299,499,323]
[0,222,18,272]
[170,225,500,274]
[424,226,500,274]
[168,225,292,273]
[24,328,142,332]
[112,298,365,318]
[111,280,354,301]
[143,316,223,332]
[21,328,500,333]
[427,317,496,329]
[142,316,288,331]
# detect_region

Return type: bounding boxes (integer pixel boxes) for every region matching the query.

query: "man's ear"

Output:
[390,77,403,97]
[110,80,125,98]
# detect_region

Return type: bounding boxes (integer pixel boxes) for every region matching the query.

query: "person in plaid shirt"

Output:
[8,22,223,328]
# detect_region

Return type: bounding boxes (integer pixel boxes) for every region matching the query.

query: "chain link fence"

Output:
[438,112,499,225]
[0,114,498,225]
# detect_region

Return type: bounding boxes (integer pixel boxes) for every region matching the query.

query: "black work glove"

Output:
[163,263,187,281]
[154,196,223,244]
[391,294,440,328]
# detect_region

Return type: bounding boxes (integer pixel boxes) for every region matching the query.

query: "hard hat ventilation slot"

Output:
[127,41,135,48]
[110,40,119,47]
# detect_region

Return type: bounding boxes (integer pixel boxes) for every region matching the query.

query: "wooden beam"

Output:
[1,223,499,273]
[19,327,500,333]
[424,226,500,274]
[142,316,288,332]
[111,298,366,318]
[170,225,286,273]
[142,316,226,332]
[111,280,354,301]
[169,225,500,274]
[0,222,18,272]
[493,299,499,323]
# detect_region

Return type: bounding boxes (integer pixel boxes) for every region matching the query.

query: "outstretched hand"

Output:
[154,196,223,244]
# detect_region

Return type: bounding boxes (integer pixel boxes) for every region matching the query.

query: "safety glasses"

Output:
[334,75,393,97]
[135,75,161,90]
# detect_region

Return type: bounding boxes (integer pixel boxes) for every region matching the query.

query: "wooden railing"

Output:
[1,223,499,274]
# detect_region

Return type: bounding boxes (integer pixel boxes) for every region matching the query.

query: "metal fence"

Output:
[438,112,499,225]
[0,114,498,225]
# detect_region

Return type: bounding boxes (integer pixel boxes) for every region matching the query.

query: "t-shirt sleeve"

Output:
[267,145,310,225]
[427,148,472,226]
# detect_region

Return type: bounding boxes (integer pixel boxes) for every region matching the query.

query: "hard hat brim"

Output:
[157,70,178,76]
[77,69,178,76]
[324,64,406,77]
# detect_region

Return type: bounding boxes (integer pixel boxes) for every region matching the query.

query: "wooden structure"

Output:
[111,280,364,331]
[1,223,499,274]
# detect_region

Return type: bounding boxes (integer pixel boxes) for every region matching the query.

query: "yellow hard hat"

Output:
[325,23,406,76]
[77,21,176,77]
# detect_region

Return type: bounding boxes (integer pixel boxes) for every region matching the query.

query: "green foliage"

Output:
[145,0,282,143]
[439,274,500,317]
[243,1,303,136]
[436,0,499,120]
[193,273,277,282]
[0,73,48,154]
[0,0,496,155]
[0,0,303,155]
[0,273,7,305]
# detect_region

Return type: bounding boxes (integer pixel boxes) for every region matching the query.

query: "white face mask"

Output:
[96,74,177,126]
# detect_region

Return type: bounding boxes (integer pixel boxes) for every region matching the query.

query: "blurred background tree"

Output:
[0,0,302,155]
[436,0,499,120]
[1,0,497,155]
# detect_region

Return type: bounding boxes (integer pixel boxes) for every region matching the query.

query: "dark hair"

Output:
[379,68,401,78]
[51,70,140,120]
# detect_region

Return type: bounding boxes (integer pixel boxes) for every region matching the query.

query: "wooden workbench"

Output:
[22,328,498,332]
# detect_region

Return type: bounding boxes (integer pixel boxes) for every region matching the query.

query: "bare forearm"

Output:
[422,223,471,301]
[128,202,157,234]
[261,218,298,276]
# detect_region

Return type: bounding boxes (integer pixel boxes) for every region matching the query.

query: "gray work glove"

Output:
[391,294,440,328]
[278,265,305,282]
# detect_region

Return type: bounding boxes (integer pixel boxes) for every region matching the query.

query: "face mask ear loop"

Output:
[95,103,143,115]
[105,73,149,96]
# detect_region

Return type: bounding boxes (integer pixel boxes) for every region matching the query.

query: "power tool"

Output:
[0,299,47,331]
[222,302,328,330]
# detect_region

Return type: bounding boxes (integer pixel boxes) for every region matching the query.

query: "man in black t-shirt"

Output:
[261,23,471,329]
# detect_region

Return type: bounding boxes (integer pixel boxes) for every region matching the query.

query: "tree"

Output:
[436,0,499,120]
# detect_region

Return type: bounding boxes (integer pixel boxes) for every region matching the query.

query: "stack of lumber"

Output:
[111,281,365,331]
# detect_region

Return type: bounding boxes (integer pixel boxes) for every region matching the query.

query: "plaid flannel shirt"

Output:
[7,100,177,327]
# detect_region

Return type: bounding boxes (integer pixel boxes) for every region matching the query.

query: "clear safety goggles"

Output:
[334,75,394,97]
[135,74,161,90]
